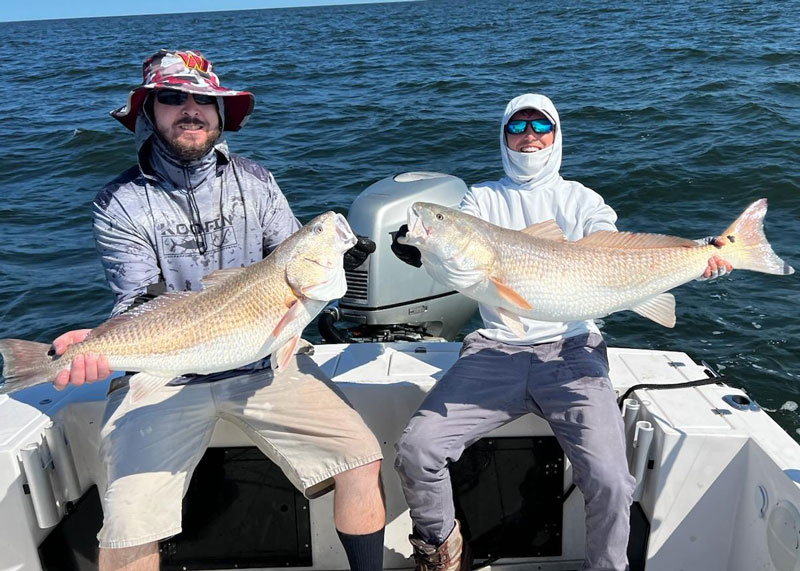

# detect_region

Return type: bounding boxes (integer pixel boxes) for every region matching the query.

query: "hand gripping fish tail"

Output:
[716,198,794,276]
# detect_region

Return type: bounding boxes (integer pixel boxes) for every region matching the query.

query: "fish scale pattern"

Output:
[406,201,792,328]
[494,239,717,321]
[50,212,352,379]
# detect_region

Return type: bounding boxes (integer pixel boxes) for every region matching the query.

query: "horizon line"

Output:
[0,0,416,24]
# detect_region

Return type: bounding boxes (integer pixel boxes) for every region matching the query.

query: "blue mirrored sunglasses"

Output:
[505,118,554,135]
[155,89,216,106]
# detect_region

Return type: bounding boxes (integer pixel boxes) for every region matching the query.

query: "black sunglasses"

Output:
[155,90,216,106]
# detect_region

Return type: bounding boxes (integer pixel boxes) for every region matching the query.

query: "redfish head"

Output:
[304,211,356,253]
[401,202,478,262]
[285,211,355,301]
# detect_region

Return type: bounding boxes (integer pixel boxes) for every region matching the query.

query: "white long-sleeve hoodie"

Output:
[459,93,618,345]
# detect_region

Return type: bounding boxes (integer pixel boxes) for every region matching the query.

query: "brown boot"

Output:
[409,520,473,571]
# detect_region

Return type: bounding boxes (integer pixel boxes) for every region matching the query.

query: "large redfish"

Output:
[0,212,356,400]
[399,200,793,334]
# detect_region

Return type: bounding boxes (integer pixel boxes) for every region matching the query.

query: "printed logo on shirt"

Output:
[161,215,238,257]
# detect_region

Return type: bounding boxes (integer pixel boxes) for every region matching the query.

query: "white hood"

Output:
[460,93,618,345]
[499,93,563,188]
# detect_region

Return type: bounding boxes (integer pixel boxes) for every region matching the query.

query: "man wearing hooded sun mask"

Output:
[391,93,732,571]
[49,49,384,571]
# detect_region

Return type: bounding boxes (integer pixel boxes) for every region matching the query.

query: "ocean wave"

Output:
[2,0,799,438]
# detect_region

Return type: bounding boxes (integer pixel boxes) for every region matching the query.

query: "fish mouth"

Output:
[402,204,430,245]
[334,213,357,247]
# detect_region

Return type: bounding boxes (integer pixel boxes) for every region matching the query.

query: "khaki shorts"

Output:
[96,354,382,549]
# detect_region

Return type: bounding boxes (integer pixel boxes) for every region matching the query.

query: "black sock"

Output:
[336,527,385,571]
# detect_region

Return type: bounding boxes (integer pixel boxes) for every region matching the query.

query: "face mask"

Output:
[505,145,554,181]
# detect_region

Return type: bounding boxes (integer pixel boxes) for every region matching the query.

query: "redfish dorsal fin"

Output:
[87,292,195,339]
[201,267,247,290]
[576,231,697,249]
[520,220,565,241]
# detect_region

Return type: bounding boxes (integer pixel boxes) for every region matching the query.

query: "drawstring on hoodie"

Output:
[135,102,222,257]
[183,169,208,255]
[230,159,249,255]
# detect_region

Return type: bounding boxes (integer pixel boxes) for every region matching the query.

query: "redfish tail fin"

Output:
[0,339,57,393]
[720,199,794,275]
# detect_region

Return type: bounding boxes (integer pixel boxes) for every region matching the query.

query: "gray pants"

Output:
[394,332,635,571]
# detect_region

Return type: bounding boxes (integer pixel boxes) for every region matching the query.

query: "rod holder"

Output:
[622,398,640,463]
[631,420,654,502]
[20,443,60,529]
[44,423,82,502]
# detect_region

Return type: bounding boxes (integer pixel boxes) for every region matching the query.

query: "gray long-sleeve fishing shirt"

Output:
[94,122,300,318]
[92,117,301,383]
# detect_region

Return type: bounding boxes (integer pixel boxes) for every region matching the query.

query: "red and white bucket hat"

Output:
[111,49,255,132]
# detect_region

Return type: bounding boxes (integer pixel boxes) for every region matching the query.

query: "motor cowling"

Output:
[320,172,478,343]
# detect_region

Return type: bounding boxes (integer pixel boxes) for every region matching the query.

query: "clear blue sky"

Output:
[1,0,403,23]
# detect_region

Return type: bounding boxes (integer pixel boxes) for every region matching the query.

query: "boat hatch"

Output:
[39,447,312,570]
[451,436,564,559]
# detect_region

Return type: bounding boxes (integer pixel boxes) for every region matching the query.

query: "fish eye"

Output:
[436,213,444,221]
[313,224,324,234]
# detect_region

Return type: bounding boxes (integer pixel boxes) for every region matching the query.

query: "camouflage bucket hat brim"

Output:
[110,49,255,132]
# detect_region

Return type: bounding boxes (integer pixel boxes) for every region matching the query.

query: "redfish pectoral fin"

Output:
[489,276,532,310]
[497,307,525,338]
[272,335,301,372]
[270,299,304,338]
[629,293,676,328]
[127,372,172,404]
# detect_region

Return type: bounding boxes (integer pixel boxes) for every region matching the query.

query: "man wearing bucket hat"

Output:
[50,49,384,571]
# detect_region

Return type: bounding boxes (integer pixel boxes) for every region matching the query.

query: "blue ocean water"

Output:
[1,0,798,435]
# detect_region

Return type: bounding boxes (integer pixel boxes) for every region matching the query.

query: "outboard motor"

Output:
[318,172,478,343]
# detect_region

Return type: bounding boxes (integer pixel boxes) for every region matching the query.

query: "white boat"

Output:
[2,173,800,571]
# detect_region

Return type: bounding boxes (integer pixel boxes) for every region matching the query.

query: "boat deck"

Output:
[2,343,800,570]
